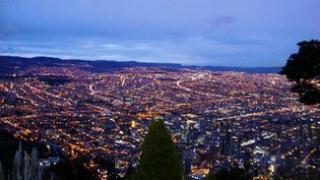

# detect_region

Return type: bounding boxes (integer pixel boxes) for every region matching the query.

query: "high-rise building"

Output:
[105,119,116,143]
[220,123,232,156]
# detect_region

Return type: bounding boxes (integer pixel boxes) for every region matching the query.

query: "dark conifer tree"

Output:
[135,119,183,180]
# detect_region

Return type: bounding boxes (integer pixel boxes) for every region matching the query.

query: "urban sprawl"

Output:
[1,66,319,179]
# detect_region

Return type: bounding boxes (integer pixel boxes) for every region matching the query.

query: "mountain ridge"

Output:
[0,55,281,75]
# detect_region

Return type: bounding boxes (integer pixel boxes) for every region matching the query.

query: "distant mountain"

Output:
[200,66,281,74]
[0,55,183,75]
[0,55,281,75]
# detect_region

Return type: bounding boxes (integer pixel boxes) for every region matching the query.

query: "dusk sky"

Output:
[0,0,319,67]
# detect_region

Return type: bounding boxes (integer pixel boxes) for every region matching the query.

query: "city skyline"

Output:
[1,60,319,179]
[1,0,319,67]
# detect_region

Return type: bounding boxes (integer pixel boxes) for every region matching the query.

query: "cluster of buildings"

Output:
[0,66,319,179]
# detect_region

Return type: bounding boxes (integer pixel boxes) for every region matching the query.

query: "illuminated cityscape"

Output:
[0,1,319,179]
[1,60,319,179]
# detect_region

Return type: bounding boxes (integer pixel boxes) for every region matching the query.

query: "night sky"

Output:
[0,0,319,66]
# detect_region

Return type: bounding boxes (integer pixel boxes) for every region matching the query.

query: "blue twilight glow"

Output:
[0,0,319,66]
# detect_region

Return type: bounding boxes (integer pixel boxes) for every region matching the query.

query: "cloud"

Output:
[0,34,287,67]
[0,25,20,38]
[211,16,237,27]
[0,0,319,66]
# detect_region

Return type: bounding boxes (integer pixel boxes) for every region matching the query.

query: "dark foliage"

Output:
[38,76,72,86]
[49,156,95,180]
[0,91,22,106]
[206,168,250,180]
[0,131,50,176]
[281,40,320,104]
[135,119,183,180]
[0,131,95,180]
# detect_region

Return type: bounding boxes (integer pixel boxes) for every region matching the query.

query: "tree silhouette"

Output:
[206,168,249,180]
[205,172,217,180]
[0,162,5,180]
[281,40,320,104]
[281,40,320,179]
[135,119,183,180]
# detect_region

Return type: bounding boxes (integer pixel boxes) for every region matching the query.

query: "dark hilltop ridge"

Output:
[0,55,281,75]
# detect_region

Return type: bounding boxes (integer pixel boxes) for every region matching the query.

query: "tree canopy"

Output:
[0,162,4,180]
[135,119,183,180]
[281,39,320,104]
[206,168,250,180]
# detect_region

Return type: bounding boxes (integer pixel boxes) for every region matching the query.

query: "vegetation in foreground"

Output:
[0,131,94,180]
[281,39,320,105]
[135,119,183,180]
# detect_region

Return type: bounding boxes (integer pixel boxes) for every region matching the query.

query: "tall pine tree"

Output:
[135,119,183,180]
